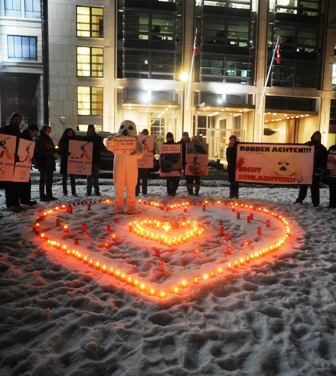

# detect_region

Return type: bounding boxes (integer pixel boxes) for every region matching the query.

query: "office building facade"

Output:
[7,0,336,161]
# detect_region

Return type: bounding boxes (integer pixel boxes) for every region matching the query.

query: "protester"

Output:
[226,135,239,199]
[136,129,150,196]
[112,120,143,213]
[164,132,180,196]
[295,131,328,207]
[85,124,105,196]
[58,128,77,197]
[35,125,56,201]
[19,124,39,205]
[179,131,192,194]
[325,143,336,208]
[185,136,202,196]
[0,112,22,211]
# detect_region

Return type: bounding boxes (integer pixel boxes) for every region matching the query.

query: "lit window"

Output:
[78,124,103,132]
[4,0,21,16]
[77,6,104,38]
[24,0,41,19]
[77,47,104,77]
[78,87,103,116]
[332,64,336,90]
[7,35,37,60]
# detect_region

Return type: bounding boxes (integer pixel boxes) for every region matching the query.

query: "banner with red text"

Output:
[236,143,314,185]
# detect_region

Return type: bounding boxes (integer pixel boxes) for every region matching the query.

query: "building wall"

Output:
[45,0,336,157]
[0,0,44,126]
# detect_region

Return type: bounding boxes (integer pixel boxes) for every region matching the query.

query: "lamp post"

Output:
[180,72,188,135]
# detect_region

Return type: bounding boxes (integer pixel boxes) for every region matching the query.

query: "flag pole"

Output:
[186,28,197,111]
[257,35,280,114]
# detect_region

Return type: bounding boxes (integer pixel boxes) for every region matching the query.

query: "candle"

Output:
[56,218,60,226]
[257,226,262,235]
[82,223,87,233]
[236,212,240,220]
[74,238,78,245]
[63,224,68,233]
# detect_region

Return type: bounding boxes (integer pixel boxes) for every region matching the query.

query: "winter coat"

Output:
[226,143,238,182]
[305,140,328,175]
[21,129,33,141]
[35,133,56,170]
[179,139,190,170]
[58,134,76,174]
[85,133,105,165]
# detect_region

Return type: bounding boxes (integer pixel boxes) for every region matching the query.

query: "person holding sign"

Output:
[58,128,77,197]
[326,144,336,208]
[85,125,105,196]
[35,125,57,201]
[185,136,208,196]
[0,112,22,210]
[136,129,152,196]
[226,135,239,199]
[295,131,327,207]
[110,120,143,213]
[162,132,181,196]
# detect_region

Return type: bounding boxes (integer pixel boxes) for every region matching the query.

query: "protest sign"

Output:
[13,139,35,182]
[159,144,182,177]
[138,135,154,168]
[0,134,16,181]
[67,140,93,175]
[236,143,314,185]
[185,142,208,176]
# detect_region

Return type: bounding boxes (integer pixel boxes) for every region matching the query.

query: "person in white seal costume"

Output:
[110,120,143,213]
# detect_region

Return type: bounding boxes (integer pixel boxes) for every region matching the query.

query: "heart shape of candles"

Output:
[32,198,298,304]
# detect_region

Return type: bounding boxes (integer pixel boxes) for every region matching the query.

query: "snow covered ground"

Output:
[1,181,336,376]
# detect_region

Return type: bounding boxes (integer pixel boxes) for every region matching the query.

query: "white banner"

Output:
[0,134,16,181]
[106,136,136,155]
[13,139,35,182]
[185,142,208,176]
[67,140,93,176]
[236,143,314,185]
[159,144,182,177]
[138,135,154,168]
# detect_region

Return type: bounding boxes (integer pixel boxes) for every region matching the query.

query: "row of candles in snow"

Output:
[128,219,205,246]
[35,227,290,300]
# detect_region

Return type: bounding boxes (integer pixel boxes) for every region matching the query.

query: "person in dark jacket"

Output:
[58,128,77,196]
[85,124,105,196]
[179,131,193,194]
[325,144,336,208]
[163,132,180,196]
[35,125,56,201]
[226,135,239,199]
[185,136,203,196]
[19,123,39,205]
[0,112,23,211]
[295,130,328,207]
[136,128,150,196]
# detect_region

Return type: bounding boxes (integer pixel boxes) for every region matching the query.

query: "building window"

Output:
[4,0,21,16]
[77,87,103,116]
[24,0,41,18]
[78,124,103,132]
[332,64,336,91]
[77,47,104,77]
[76,6,104,38]
[7,35,37,60]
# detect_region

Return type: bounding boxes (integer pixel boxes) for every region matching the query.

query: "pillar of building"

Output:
[320,0,336,147]
[104,0,116,133]
[252,0,268,143]
[181,0,195,138]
